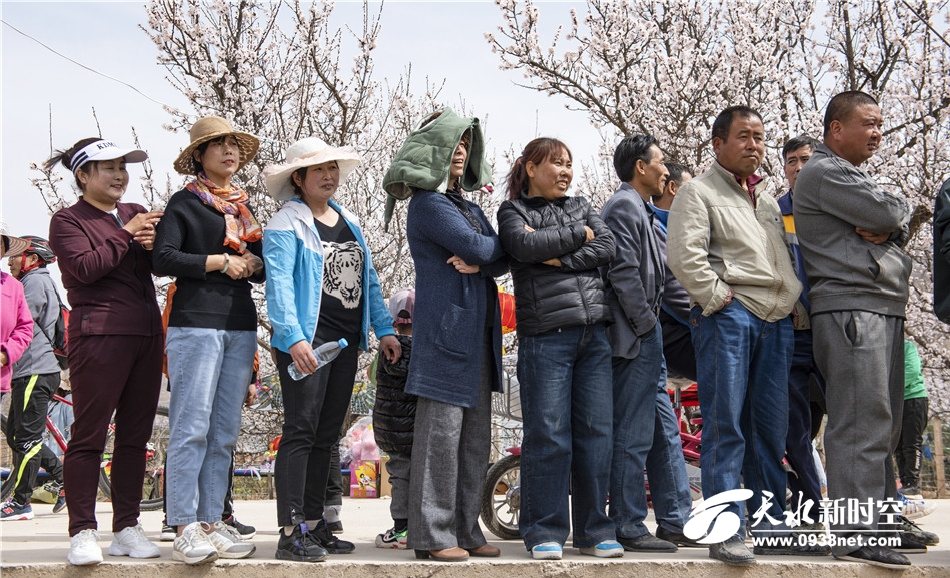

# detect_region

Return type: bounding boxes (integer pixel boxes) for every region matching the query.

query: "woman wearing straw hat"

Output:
[45,138,164,565]
[262,137,400,562]
[152,116,264,565]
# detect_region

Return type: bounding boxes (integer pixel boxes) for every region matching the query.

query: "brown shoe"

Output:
[466,544,501,557]
[414,547,469,561]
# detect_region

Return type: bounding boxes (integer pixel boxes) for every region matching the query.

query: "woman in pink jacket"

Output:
[0,230,33,394]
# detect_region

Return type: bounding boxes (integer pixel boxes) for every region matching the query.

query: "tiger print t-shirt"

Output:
[314,216,364,341]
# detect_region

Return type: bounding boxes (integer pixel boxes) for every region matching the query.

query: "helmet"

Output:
[20,235,56,264]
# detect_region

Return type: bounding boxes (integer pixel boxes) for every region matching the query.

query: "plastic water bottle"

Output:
[287,338,348,381]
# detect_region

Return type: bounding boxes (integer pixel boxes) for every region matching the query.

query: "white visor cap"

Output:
[71,140,148,175]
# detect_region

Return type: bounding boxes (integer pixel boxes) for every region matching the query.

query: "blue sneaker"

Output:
[0,500,33,521]
[531,541,562,560]
[579,539,624,558]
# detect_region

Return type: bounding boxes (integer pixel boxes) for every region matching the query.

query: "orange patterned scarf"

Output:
[186,172,263,252]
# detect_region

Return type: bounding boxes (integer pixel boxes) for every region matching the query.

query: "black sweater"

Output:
[497,195,615,336]
[153,189,264,331]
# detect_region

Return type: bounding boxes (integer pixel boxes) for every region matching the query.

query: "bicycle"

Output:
[1,393,170,511]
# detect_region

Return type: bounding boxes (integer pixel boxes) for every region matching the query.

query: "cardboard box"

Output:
[379,455,392,497]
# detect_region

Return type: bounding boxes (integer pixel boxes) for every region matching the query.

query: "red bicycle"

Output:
[1,393,170,510]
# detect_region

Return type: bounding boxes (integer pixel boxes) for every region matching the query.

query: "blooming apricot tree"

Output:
[488,0,950,411]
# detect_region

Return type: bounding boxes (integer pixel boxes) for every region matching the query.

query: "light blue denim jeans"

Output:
[165,327,256,527]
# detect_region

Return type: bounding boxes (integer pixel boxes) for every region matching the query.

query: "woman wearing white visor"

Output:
[46,138,164,565]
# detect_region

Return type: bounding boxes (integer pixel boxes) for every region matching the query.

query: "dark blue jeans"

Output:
[646,360,693,534]
[518,324,615,549]
[690,300,793,534]
[609,321,664,539]
[786,329,824,523]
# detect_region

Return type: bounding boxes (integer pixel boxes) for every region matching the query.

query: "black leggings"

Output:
[274,333,359,527]
[896,397,929,488]
[6,373,63,504]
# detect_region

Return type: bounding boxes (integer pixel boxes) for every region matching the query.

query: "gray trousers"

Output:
[387,451,411,522]
[407,367,492,550]
[813,311,903,554]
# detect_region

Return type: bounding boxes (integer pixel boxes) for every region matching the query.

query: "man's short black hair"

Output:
[664,162,692,187]
[711,106,763,142]
[781,135,821,161]
[614,134,659,182]
[823,91,879,136]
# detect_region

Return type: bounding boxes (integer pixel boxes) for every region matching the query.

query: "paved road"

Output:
[2,497,949,577]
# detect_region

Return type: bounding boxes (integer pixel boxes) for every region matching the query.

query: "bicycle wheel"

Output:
[480,453,521,540]
[98,405,169,511]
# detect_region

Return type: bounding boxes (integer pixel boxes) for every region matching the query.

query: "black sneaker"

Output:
[312,519,355,554]
[893,531,928,554]
[276,523,328,562]
[656,526,704,548]
[835,546,910,570]
[160,523,176,542]
[709,536,755,566]
[897,515,939,546]
[49,483,67,514]
[617,532,677,552]
[223,514,257,540]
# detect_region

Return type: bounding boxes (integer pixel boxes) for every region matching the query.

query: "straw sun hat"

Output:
[173,116,261,175]
[0,226,29,258]
[263,137,362,202]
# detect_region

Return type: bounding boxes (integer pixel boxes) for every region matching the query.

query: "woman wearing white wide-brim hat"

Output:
[262,137,400,562]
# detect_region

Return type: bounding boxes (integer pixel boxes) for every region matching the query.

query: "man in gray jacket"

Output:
[602,135,678,553]
[3,236,65,520]
[794,90,915,569]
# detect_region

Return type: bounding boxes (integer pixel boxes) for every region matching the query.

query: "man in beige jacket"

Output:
[668,106,807,566]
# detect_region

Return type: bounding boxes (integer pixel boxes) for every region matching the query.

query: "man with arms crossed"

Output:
[794,91,917,569]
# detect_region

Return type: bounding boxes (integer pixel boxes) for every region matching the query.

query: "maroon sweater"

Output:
[48,197,161,338]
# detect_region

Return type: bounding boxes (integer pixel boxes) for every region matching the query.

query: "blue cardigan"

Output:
[406,191,508,408]
[263,198,395,353]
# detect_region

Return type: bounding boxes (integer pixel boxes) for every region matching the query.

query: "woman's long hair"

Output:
[505,137,572,200]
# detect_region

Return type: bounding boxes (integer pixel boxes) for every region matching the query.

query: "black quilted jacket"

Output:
[497,195,616,336]
[372,334,415,455]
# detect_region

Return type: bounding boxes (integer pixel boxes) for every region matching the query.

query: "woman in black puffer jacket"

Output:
[497,138,619,560]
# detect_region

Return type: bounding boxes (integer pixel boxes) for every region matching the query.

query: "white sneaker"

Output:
[67,529,103,566]
[903,498,937,520]
[173,522,218,565]
[108,524,161,558]
[208,520,256,559]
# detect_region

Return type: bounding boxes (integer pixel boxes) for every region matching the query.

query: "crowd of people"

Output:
[0,89,948,570]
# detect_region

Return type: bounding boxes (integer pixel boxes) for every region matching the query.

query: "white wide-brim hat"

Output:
[263,137,362,202]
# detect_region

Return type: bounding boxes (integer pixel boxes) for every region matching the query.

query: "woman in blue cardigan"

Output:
[384,109,508,562]
[263,137,400,563]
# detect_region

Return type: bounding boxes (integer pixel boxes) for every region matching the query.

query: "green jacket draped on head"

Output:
[382,108,492,229]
